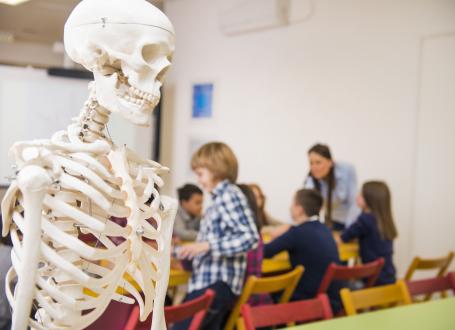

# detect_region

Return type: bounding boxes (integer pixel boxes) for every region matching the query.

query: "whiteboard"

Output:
[0,65,154,186]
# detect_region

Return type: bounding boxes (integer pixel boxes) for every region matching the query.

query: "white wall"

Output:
[161,0,455,275]
[0,65,155,185]
[412,33,455,273]
[0,42,63,68]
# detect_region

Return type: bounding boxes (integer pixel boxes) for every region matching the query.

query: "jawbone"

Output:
[93,71,160,126]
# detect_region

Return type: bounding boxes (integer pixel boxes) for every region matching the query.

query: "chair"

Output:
[224,265,304,330]
[84,300,134,330]
[406,272,455,302]
[340,280,412,316]
[124,289,215,330]
[168,269,192,306]
[404,252,454,280]
[317,258,385,295]
[240,294,333,330]
[168,269,192,288]
[261,251,291,274]
[338,242,360,265]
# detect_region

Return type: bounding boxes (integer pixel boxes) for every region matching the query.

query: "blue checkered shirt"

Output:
[188,180,259,295]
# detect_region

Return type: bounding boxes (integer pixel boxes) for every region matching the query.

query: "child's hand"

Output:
[178,242,210,260]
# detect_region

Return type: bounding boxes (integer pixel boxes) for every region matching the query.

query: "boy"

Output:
[264,189,341,310]
[173,183,203,241]
[176,142,259,329]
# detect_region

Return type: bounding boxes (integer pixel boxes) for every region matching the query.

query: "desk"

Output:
[285,297,455,330]
[261,238,359,274]
[173,233,359,276]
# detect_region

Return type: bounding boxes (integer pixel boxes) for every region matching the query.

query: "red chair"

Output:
[317,258,385,294]
[240,294,333,330]
[124,289,215,330]
[84,300,134,330]
[406,272,455,302]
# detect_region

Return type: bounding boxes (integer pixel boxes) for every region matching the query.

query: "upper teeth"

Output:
[129,86,154,102]
[115,76,157,105]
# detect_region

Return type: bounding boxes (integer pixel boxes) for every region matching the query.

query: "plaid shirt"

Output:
[189,180,259,295]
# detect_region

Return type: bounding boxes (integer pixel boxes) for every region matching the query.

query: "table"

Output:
[285,297,455,330]
[261,239,359,274]
[171,232,359,275]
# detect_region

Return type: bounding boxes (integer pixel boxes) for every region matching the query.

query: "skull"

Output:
[64,0,175,126]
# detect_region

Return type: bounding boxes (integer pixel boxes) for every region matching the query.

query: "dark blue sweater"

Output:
[264,221,340,303]
[341,212,396,285]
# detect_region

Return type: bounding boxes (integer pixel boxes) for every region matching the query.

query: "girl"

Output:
[237,184,272,306]
[249,183,282,227]
[340,181,398,285]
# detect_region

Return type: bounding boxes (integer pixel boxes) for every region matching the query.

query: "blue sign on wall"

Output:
[192,83,213,118]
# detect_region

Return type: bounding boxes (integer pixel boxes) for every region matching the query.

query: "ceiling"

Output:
[0,0,163,46]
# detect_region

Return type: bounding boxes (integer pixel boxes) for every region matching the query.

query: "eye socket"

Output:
[156,65,170,83]
[141,44,164,64]
[167,54,174,63]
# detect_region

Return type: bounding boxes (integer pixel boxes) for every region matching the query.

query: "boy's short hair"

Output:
[177,183,203,201]
[295,189,323,217]
[191,142,238,183]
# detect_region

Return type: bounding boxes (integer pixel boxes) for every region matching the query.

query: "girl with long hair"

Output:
[340,181,398,285]
[304,143,359,231]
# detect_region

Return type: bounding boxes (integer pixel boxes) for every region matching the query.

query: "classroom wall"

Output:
[0,65,155,186]
[161,0,455,275]
[0,42,63,68]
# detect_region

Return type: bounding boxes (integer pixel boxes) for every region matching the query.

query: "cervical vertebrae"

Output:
[1,1,177,329]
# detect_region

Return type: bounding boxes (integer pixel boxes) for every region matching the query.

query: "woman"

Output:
[304,143,359,231]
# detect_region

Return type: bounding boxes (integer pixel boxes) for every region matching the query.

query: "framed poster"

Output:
[192,83,213,118]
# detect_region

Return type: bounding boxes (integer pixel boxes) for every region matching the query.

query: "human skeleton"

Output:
[1,0,177,329]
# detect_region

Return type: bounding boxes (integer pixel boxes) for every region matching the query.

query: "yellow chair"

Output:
[404,252,454,280]
[167,269,191,305]
[224,265,304,330]
[261,251,292,274]
[338,242,360,264]
[340,280,412,316]
[168,269,191,288]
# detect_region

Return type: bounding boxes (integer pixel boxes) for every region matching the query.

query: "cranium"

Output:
[64,0,175,125]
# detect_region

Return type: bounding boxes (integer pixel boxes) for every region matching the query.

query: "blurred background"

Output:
[0,0,454,278]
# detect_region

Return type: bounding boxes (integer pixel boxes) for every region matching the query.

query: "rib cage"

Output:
[1,124,176,329]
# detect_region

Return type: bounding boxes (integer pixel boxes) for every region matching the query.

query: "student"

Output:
[249,183,283,227]
[173,183,203,241]
[264,189,341,311]
[340,181,398,285]
[237,184,271,306]
[176,142,259,329]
